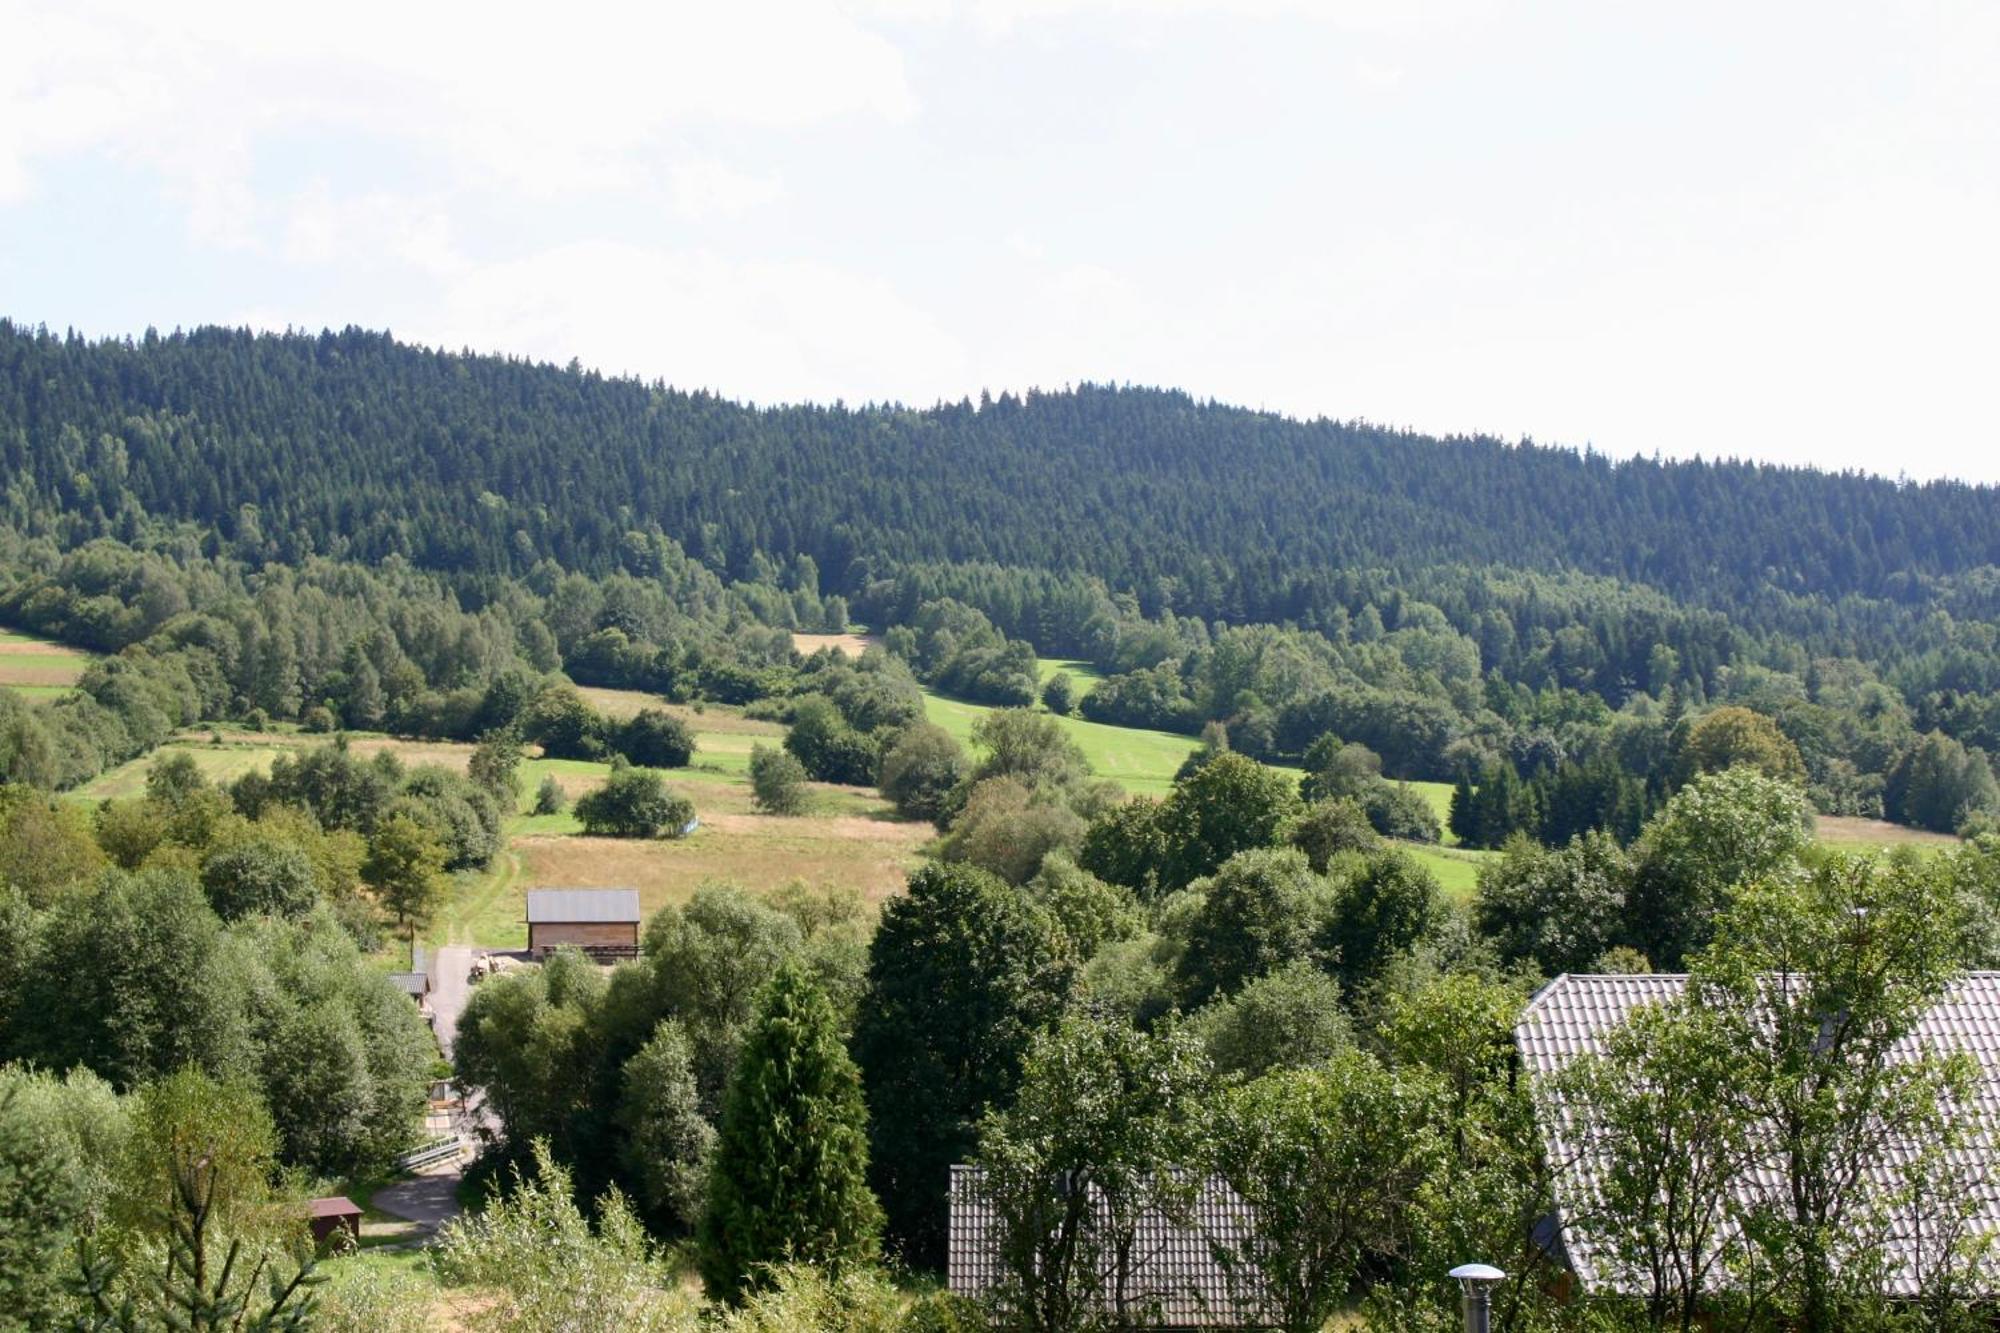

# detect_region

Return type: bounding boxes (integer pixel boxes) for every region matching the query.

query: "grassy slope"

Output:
[0,626,93,698]
[75,706,932,950]
[70,651,1964,941]
[922,686,1209,798]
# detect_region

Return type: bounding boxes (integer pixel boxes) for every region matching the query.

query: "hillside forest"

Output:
[0,322,1998,1329]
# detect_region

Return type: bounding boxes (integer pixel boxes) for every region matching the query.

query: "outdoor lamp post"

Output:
[1449,1263,1506,1333]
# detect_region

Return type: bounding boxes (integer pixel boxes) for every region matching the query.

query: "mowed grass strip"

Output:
[73,739,294,800]
[1400,843,1496,901]
[0,627,94,696]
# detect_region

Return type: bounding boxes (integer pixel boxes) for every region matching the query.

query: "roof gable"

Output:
[525,887,642,924]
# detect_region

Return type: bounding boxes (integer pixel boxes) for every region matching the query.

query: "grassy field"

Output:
[1035,657,1105,696]
[792,631,880,657]
[71,703,932,951]
[0,627,93,699]
[1816,815,1962,852]
[444,740,929,948]
[921,686,1210,797]
[420,694,927,948]
[72,736,297,799]
[1404,843,1497,900]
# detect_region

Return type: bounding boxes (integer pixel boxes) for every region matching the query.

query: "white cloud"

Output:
[667,159,785,222]
[0,0,915,209]
[280,182,467,277]
[415,240,972,406]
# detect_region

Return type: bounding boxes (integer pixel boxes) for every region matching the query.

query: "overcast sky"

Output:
[3,1,1996,480]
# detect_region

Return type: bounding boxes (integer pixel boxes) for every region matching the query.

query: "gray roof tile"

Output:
[525,887,641,924]
[948,1166,1273,1327]
[1519,971,2000,1299]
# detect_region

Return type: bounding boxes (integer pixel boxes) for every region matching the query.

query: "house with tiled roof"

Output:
[947,1165,1274,1328]
[1516,971,2000,1300]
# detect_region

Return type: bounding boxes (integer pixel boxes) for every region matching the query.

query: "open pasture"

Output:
[1816,815,1962,852]
[1402,843,1495,900]
[920,686,1215,797]
[793,631,880,658]
[72,737,294,800]
[513,804,926,924]
[1035,657,1105,696]
[0,627,93,698]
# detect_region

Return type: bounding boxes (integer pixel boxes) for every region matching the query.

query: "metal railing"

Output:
[393,1135,463,1171]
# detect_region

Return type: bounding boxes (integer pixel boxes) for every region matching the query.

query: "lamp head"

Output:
[1449,1262,1506,1295]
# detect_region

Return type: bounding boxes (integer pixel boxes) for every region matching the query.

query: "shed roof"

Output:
[948,1165,1271,1327]
[1518,971,2000,1299]
[305,1196,361,1218]
[387,972,430,997]
[526,888,642,924]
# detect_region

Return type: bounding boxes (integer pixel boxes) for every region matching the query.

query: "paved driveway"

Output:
[371,1157,467,1240]
[430,945,475,1059]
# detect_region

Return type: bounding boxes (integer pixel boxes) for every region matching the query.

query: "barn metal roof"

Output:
[305,1196,361,1218]
[1518,971,2000,1299]
[525,887,642,924]
[948,1165,1272,1327]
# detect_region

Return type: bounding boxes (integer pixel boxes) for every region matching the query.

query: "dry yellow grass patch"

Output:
[1817,815,1961,849]
[0,630,92,692]
[575,687,785,738]
[574,684,668,719]
[515,812,930,913]
[793,631,879,658]
[347,736,480,771]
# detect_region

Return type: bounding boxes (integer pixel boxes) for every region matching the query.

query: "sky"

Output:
[3,0,1996,481]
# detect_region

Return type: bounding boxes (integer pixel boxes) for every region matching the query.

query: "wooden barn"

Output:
[526,887,642,960]
[305,1196,362,1247]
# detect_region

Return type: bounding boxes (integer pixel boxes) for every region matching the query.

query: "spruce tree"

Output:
[697,961,882,1304]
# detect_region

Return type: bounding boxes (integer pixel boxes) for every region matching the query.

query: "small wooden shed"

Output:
[305,1196,362,1247]
[526,888,642,959]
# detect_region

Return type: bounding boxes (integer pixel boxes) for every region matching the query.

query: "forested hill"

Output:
[3,320,1997,625]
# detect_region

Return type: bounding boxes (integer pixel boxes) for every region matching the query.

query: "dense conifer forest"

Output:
[3,320,1997,836]
[5,322,1998,624]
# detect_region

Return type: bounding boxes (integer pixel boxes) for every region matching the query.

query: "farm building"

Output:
[948,1165,1272,1327]
[387,943,433,1021]
[305,1196,362,1247]
[526,887,642,959]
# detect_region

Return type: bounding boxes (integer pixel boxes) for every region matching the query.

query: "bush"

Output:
[1359,781,1442,843]
[435,1140,694,1333]
[616,709,697,769]
[532,773,568,815]
[575,767,695,839]
[301,704,338,734]
[784,696,879,786]
[1040,672,1076,717]
[1287,797,1380,870]
[200,840,319,920]
[877,723,968,824]
[750,744,811,816]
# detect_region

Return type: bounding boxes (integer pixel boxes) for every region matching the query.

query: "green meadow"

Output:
[922,678,1214,797]
[0,626,94,699]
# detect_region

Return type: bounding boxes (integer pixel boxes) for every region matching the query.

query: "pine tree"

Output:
[697,961,882,1304]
